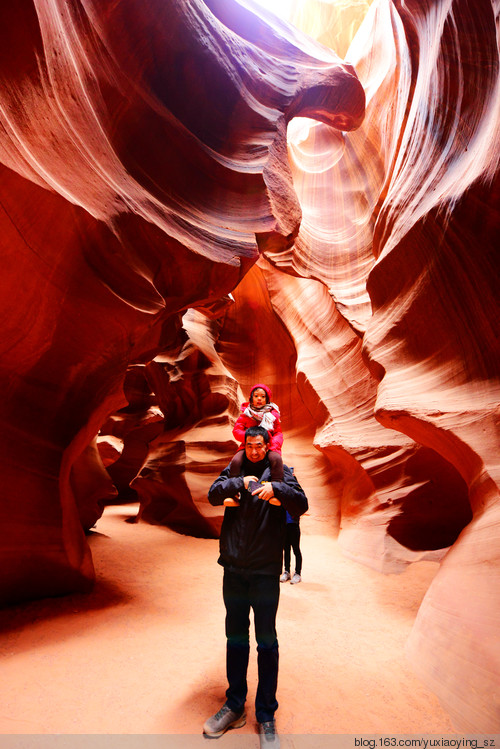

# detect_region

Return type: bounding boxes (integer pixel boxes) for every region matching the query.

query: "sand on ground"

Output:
[0,502,456,739]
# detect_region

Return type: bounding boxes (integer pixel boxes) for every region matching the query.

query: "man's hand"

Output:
[252,481,275,502]
[243,475,259,489]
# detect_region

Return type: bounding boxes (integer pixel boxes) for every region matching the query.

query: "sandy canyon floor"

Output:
[0,501,458,743]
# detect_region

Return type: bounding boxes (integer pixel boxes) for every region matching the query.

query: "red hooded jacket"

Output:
[232,383,283,453]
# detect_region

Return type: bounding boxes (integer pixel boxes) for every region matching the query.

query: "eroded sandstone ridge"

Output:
[0,0,363,596]
[0,0,498,734]
[262,0,499,732]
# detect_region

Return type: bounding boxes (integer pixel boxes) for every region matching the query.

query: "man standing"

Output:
[203,425,308,748]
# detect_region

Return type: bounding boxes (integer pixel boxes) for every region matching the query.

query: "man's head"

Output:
[244,426,270,463]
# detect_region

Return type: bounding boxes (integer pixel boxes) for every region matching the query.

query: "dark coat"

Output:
[208,456,308,576]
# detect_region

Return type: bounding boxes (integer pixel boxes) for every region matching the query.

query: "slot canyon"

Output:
[0,0,498,736]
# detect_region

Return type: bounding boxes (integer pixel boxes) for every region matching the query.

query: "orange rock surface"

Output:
[0,0,363,600]
[0,0,499,734]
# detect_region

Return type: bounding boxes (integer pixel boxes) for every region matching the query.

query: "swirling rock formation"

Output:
[0,0,499,734]
[0,0,363,601]
[128,312,242,537]
[267,0,499,733]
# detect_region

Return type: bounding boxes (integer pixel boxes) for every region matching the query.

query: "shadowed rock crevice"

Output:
[386,447,472,551]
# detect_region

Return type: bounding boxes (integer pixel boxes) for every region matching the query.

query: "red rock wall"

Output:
[0,0,363,602]
[277,0,499,732]
[0,0,498,733]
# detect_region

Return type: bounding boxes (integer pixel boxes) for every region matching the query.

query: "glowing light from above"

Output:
[248,1,375,58]
[250,0,296,22]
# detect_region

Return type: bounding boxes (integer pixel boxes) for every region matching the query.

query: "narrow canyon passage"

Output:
[0,0,498,734]
[0,503,455,736]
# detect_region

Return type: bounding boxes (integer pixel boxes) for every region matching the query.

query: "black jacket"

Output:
[208,457,308,576]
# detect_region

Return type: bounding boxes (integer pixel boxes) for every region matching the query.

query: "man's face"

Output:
[245,435,268,463]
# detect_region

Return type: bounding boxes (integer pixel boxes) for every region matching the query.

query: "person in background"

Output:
[280,510,302,584]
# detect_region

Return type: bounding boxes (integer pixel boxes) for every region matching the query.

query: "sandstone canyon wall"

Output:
[0,0,499,734]
[258,0,499,732]
[0,0,363,600]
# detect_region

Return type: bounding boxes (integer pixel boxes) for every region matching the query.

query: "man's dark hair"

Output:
[245,425,270,444]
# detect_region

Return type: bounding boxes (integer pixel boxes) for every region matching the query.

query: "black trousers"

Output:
[283,522,302,575]
[223,569,280,723]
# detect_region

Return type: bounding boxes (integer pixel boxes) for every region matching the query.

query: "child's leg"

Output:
[267,451,283,505]
[229,449,244,477]
[268,451,284,481]
[225,450,244,506]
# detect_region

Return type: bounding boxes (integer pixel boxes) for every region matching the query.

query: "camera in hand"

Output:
[248,480,281,506]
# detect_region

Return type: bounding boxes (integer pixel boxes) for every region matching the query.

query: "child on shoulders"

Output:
[224,384,284,507]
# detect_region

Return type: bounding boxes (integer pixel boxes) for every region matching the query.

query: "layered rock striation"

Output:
[0,0,499,733]
[0,0,363,600]
[263,0,499,732]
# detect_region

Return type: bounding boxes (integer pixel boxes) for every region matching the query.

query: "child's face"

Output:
[251,388,267,408]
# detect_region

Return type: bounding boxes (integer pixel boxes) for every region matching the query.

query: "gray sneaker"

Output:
[290,573,301,584]
[259,719,280,748]
[280,571,291,582]
[203,704,246,738]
